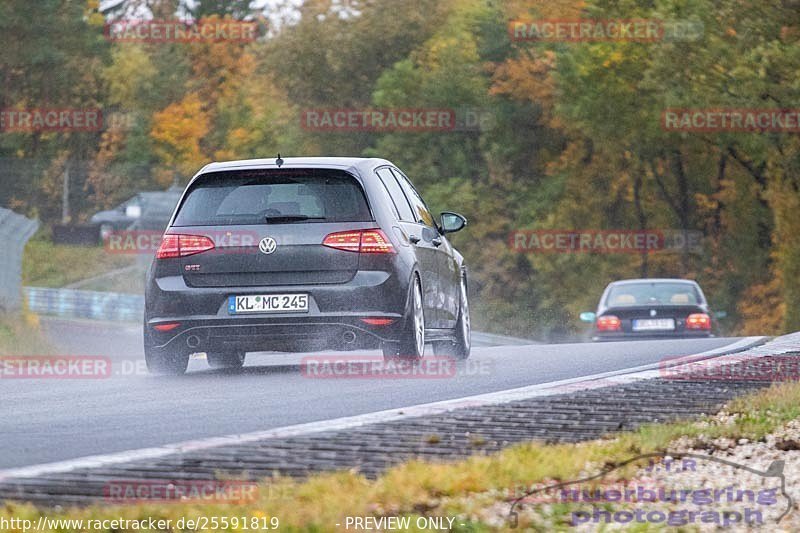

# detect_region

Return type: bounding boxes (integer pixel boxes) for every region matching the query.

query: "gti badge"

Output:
[259,236,277,255]
[650,309,657,317]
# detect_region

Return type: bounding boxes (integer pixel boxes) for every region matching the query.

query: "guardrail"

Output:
[23,287,143,322]
[0,209,39,311]
[23,286,541,346]
[471,331,539,346]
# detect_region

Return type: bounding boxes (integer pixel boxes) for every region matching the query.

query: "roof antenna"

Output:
[276,153,284,168]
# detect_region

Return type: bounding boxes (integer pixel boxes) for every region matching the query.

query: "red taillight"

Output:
[156,234,215,259]
[322,231,362,252]
[596,315,622,332]
[323,229,395,254]
[153,322,181,332]
[156,234,181,259]
[686,313,711,330]
[360,317,396,326]
[360,230,395,253]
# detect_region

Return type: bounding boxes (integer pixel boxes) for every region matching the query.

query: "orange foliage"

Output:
[491,50,561,128]
[86,125,129,208]
[150,94,211,182]
[501,0,585,20]
[738,275,784,335]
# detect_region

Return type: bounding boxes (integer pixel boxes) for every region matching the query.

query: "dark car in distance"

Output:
[581,278,722,341]
[90,187,183,240]
[144,157,470,374]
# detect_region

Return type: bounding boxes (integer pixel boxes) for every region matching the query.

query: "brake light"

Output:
[686,313,711,330]
[322,231,361,252]
[153,322,181,332]
[596,315,622,332]
[323,229,395,253]
[360,317,396,326]
[360,230,394,253]
[156,234,215,259]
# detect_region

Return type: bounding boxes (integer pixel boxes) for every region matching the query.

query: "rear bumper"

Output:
[147,315,404,352]
[145,268,410,352]
[592,331,714,342]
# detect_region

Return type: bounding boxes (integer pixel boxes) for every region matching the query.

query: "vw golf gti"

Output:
[144,157,470,374]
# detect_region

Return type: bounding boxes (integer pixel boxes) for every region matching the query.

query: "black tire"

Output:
[383,276,425,360]
[381,341,399,358]
[143,326,190,375]
[433,273,471,360]
[99,223,114,242]
[206,351,246,369]
[144,346,190,375]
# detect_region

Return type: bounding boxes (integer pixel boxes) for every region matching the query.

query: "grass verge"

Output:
[2,381,800,531]
[72,266,146,294]
[23,237,136,289]
[0,310,52,355]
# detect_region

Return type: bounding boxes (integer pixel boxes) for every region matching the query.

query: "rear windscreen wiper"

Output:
[264,215,327,223]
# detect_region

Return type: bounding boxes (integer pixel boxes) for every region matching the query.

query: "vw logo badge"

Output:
[259,237,277,255]
[650,309,657,317]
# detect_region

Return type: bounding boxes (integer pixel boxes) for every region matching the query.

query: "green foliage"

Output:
[2,0,799,337]
[190,0,257,19]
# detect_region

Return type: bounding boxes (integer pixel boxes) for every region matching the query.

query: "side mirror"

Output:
[714,310,728,319]
[580,312,596,323]
[440,212,467,234]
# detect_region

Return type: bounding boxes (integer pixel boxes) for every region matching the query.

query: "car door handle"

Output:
[409,234,421,244]
[432,238,442,247]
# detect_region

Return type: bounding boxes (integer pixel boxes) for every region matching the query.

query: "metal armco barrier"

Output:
[21,286,542,347]
[23,287,144,322]
[0,209,39,311]
[22,286,542,348]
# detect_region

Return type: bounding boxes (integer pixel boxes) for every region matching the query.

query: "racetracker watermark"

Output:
[452,108,496,132]
[104,19,258,43]
[508,19,703,42]
[659,354,800,381]
[662,108,800,132]
[104,230,260,255]
[0,109,102,132]
[0,356,111,379]
[300,109,456,132]
[104,480,259,503]
[508,229,702,254]
[105,111,138,131]
[300,356,491,379]
[0,357,157,379]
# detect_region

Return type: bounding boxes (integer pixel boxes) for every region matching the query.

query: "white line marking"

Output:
[0,336,766,481]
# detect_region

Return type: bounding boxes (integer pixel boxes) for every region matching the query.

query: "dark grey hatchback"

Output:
[144,157,470,374]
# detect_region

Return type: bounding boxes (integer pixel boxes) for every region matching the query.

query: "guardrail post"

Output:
[0,208,39,312]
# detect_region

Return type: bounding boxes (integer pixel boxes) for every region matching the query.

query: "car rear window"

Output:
[172,169,372,226]
[605,283,701,306]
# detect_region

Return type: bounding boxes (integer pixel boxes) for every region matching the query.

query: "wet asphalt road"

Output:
[0,318,741,469]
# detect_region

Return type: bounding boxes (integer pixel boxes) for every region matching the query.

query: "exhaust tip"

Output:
[186,335,201,349]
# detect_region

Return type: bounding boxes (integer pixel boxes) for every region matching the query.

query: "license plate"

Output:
[632,318,675,331]
[228,294,309,314]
